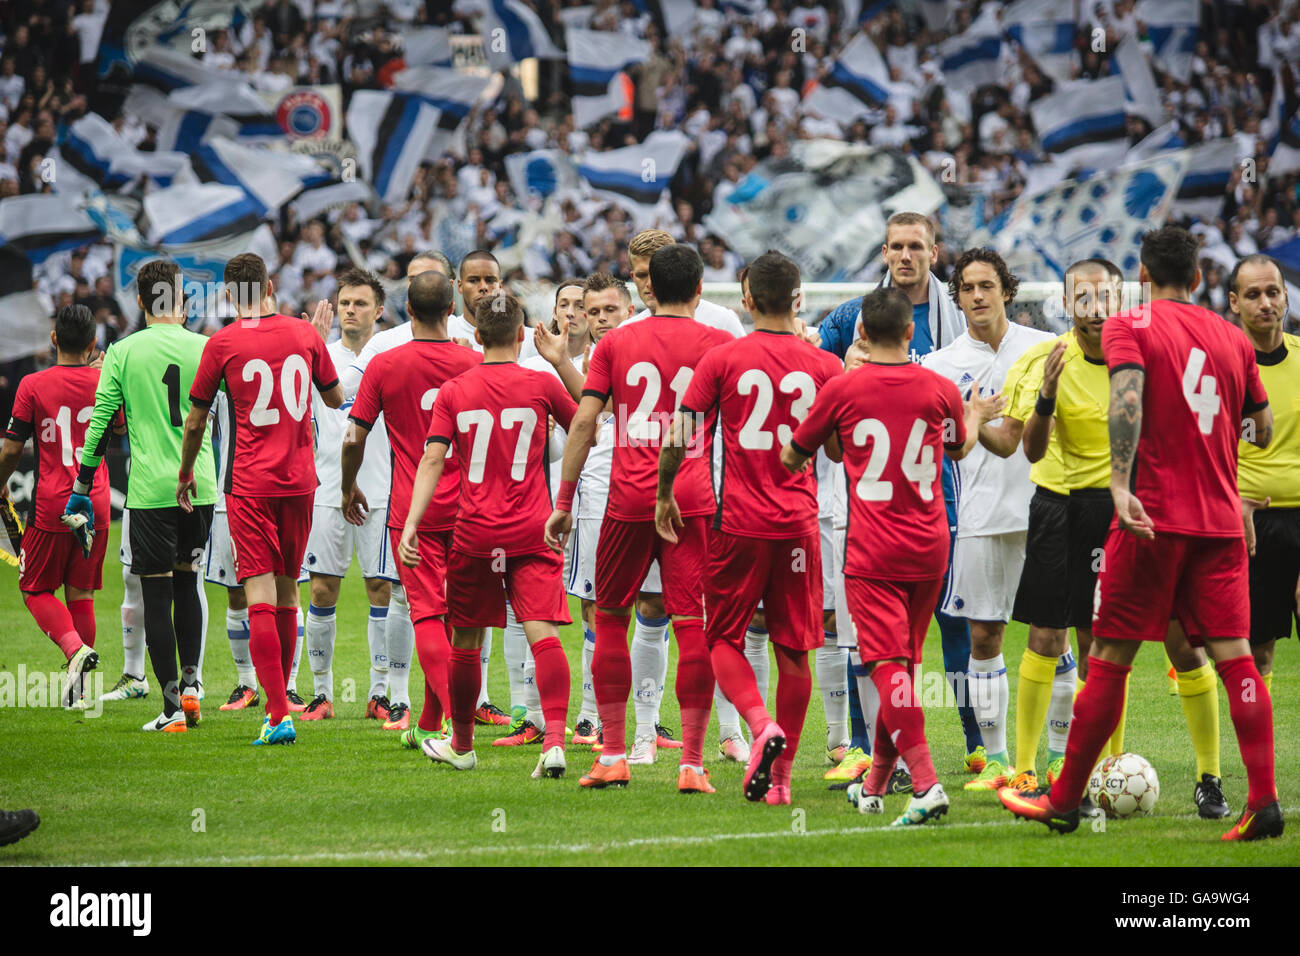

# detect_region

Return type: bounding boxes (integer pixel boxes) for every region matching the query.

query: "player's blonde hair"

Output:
[629,229,675,260]
[884,212,936,245]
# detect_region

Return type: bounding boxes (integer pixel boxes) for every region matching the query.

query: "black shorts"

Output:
[1248,507,1300,645]
[1066,488,1113,630]
[1012,486,1069,629]
[129,505,214,576]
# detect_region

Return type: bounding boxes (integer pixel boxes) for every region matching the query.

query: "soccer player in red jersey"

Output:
[656,251,843,805]
[342,270,482,752]
[999,227,1283,841]
[179,253,342,746]
[783,287,994,826]
[545,243,732,792]
[1,305,119,707]
[401,295,582,779]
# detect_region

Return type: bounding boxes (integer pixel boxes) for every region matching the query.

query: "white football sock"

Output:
[655,628,670,726]
[745,626,770,704]
[523,643,542,729]
[384,589,414,702]
[502,602,528,711]
[853,650,879,751]
[121,568,146,678]
[579,625,599,723]
[380,604,412,707]
[969,653,1008,758]
[715,683,742,740]
[226,606,255,686]
[478,628,493,707]
[286,608,304,691]
[306,603,336,699]
[195,568,208,686]
[816,641,849,748]
[1048,649,1076,753]
[630,612,669,736]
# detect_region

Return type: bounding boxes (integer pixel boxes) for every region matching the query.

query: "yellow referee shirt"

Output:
[1004,334,1069,494]
[1052,333,1111,491]
[1238,333,1300,507]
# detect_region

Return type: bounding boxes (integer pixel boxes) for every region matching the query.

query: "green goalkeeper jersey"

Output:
[80,322,217,510]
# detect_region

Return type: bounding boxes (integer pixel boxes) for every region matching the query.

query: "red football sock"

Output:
[249,603,288,724]
[771,645,811,787]
[68,598,96,648]
[530,635,570,751]
[274,607,297,680]
[449,645,481,753]
[1049,655,1130,809]
[414,618,451,732]
[24,592,84,660]
[1216,656,1278,810]
[592,609,632,757]
[863,705,898,795]
[872,661,938,794]
[672,617,714,768]
[709,639,771,738]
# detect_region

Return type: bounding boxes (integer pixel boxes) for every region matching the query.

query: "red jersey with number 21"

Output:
[428,362,577,558]
[349,339,481,532]
[791,362,966,580]
[1102,300,1268,537]
[190,314,338,498]
[582,315,732,521]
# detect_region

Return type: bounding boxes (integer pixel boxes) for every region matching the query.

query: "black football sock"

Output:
[173,570,203,692]
[140,576,180,716]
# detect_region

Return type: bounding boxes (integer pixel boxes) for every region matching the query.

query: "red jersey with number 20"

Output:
[582,315,732,521]
[680,330,843,538]
[428,362,577,558]
[1102,299,1268,537]
[349,339,481,533]
[190,314,338,498]
[792,362,966,580]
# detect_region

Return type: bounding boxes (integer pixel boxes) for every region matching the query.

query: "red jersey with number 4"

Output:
[582,315,731,521]
[350,339,481,533]
[1102,299,1268,537]
[680,330,843,538]
[190,314,338,498]
[428,362,577,557]
[5,366,118,531]
[792,362,966,580]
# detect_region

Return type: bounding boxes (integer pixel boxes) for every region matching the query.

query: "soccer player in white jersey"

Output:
[921,248,1055,790]
[300,269,413,726]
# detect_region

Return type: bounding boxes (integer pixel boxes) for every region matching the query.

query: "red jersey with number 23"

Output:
[1102,299,1268,537]
[792,362,966,580]
[349,339,481,533]
[582,315,731,521]
[680,330,843,538]
[190,314,338,498]
[428,362,577,558]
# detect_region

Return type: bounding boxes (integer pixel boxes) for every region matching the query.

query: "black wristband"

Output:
[1035,392,1056,418]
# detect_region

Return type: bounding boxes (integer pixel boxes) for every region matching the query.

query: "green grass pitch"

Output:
[1,523,1296,866]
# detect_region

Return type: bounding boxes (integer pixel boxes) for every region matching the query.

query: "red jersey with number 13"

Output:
[582,315,731,521]
[349,339,482,533]
[190,314,338,498]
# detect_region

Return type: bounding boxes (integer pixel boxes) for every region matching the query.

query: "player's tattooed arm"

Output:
[654,411,696,543]
[176,404,209,511]
[0,438,23,495]
[1241,404,1273,449]
[1108,366,1155,539]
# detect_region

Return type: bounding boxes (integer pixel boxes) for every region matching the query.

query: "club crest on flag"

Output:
[276,90,334,140]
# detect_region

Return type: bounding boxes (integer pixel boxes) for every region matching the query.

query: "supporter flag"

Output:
[1263,236,1300,314]
[49,113,191,195]
[1135,0,1199,83]
[403,27,454,67]
[578,130,689,212]
[96,0,257,90]
[480,0,563,71]
[1030,76,1130,171]
[389,66,491,159]
[801,31,891,126]
[1171,139,1238,221]
[633,0,697,35]
[916,0,954,30]
[0,194,102,265]
[936,26,1002,91]
[1003,0,1076,85]
[347,89,441,204]
[0,248,50,364]
[1265,66,1300,177]
[566,28,650,129]
[1113,35,1165,128]
[505,149,579,205]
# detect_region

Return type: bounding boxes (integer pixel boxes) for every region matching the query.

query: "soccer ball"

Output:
[1088,753,1160,819]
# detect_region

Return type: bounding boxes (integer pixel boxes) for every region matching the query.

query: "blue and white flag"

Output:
[50,113,191,195]
[505,149,579,206]
[404,27,454,67]
[480,0,563,71]
[0,194,102,265]
[578,129,689,210]
[566,28,649,129]
[389,66,491,160]
[96,0,257,89]
[0,248,52,363]
[1030,76,1130,170]
[1263,235,1300,315]
[802,31,891,126]
[1002,0,1076,85]
[1171,139,1238,221]
[1113,35,1165,128]
[1136,0,1198,83]
[936,27,1002,91]
[346,89,441,204]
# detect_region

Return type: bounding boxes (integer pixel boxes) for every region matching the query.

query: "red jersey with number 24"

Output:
[582,315,732,521]
[350,339,482,533]
[428,362,577,557]
[190,314,338,498]
[1102,299,1268,537]
[792,362,966,580]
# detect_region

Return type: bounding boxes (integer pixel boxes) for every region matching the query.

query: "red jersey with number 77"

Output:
[427,362,577,557]
[1102,299,1268,537]
[581,315,732,521]
[189,314,338,498]
[349,339,481,533]
[791,362,966,580]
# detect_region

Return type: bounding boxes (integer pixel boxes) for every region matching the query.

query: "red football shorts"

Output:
[19,525,108,594]
[391,526,451,622]
[595,515,706,616]
[226,492,313,581]
[1093,530,1249,644]
[446,548,571,628]
[845,575,944,664]
[705,529,823,651]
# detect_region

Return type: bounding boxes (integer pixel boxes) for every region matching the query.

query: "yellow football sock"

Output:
[1015,649,1057,775]
[1107,673,1130,756]
[1263,671,1272,693]
[1176,662,1220,779]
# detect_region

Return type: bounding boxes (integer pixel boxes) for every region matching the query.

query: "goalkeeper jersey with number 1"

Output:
[80,322,217,510]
